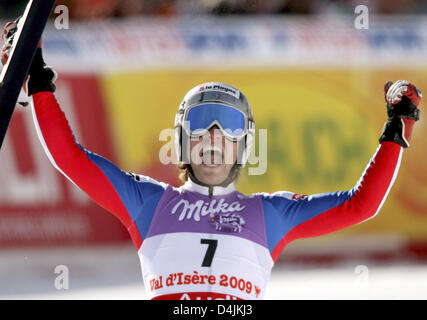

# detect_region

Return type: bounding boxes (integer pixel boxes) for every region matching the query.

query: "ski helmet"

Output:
[174,82,255,168]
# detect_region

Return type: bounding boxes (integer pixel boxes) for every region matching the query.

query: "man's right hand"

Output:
[1,17,57,98]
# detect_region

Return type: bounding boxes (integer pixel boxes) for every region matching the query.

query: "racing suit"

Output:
[30,91,403,300]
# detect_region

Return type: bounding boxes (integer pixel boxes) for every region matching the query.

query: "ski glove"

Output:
[379,80,422,148]
[1,17,56,98]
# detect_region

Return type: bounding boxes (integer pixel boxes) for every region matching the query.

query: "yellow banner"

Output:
[100,69,427,240]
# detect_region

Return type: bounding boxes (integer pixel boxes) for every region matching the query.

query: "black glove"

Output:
[26,47,57,95]
[379,80,422,148]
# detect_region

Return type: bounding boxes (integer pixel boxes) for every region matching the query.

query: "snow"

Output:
[1,244,426,300]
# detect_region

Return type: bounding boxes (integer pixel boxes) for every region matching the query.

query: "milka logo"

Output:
[171,199,246,222]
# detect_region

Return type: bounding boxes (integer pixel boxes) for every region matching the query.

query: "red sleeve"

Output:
[30,91,133,229]
[265,141,403,261]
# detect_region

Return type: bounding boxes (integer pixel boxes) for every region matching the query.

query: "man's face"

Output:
[189,126,238,185]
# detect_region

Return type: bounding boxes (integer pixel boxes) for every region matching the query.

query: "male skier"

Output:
[1,20,422,300]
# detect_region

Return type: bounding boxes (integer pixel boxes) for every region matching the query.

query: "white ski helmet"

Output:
[174,82,255,168]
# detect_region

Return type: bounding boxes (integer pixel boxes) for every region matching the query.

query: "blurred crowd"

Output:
[1,0,427,20]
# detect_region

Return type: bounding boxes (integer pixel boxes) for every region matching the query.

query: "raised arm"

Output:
[0,19,167,249]
[263,80,422,261]
[27,57,167,248]
[31,91,166,228]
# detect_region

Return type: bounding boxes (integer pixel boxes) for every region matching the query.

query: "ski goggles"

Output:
[182,103,249,140]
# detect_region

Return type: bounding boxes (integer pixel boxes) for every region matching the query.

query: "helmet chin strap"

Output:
[187,162,240,197]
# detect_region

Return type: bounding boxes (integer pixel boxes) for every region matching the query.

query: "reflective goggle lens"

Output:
[186,104,246,137]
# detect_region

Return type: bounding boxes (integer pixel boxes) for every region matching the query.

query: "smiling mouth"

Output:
[200,146,223,166]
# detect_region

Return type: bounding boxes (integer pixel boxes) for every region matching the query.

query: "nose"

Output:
[207,125,224,139]
[209,124,219,134]
[200,125,224,145]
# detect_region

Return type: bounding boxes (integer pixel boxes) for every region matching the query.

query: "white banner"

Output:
[0,15,419,72]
